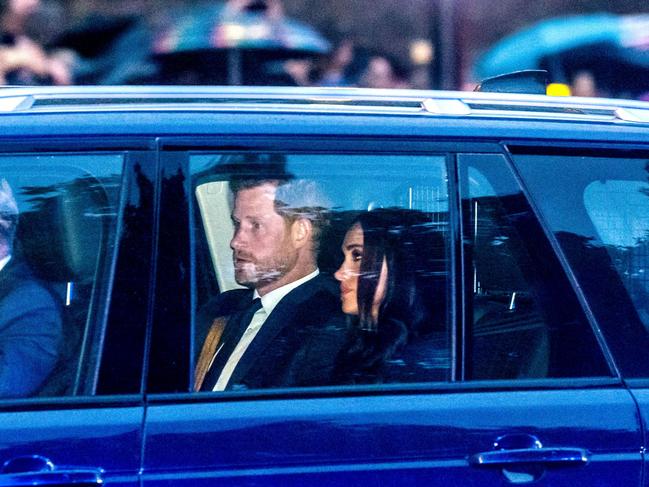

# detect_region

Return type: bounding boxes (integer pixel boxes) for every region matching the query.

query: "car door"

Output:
[142,141,641,486]
[0,150,156,487]
[505,147,649,486]
[453,152,641,486]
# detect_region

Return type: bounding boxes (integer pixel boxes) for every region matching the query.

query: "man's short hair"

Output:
[230,177,330,254]
[0,179,18,249]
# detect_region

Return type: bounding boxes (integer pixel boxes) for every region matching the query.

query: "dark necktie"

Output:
[200,297,263,391]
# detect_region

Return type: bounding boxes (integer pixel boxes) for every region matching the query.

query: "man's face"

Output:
[0,179,17,259]
[230,183,298,293]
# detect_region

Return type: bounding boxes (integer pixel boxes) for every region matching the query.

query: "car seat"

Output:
[16,178,109,396]
[470,199,550,379]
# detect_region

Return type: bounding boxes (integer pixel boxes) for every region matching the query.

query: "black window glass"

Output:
[0,154,123,398]
[512,152,649,377]
[458,154,610,380]
[189,153,451,392]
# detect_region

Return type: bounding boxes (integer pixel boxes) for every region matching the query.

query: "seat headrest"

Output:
[16,184,107,282]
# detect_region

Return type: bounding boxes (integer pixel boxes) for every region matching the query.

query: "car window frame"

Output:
[0,142,157,408]
[505,143,649,380]
[458,151,619,382]
[147,135,624,402]
[152,136,463,395]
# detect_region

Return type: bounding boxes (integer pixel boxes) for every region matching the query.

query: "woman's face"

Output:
[334,223,387,320]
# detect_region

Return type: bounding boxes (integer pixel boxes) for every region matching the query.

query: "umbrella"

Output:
[474,14,649,97]
[52,15,139,59]
[152,2,330,85]
[51,16,157,85]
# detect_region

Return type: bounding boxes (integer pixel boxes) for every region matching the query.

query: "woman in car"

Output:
[332,208,447,384]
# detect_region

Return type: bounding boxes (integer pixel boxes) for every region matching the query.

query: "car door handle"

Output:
[470,447,589,467]
[0,469,103,486]
[0,456,103,487]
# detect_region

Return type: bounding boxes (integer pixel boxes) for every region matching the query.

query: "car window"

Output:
[583,179,648,325]
[512,151,649,377]
[189,153,452,392]
[458,153,611,380]
[0,154,123,398]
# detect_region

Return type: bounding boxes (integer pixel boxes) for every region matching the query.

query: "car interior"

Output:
[470,194,550,380]
[13,171,112,396]
[191,155,453,384]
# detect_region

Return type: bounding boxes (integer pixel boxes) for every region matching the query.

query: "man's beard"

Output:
[233,253,293,288]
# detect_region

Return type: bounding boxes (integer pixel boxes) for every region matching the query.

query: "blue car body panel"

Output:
[0,86,647,486]
[142,386,641,486]
[0,401,142,486]
[2,111,649,145]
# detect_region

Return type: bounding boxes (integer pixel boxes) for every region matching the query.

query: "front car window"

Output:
[0,154,123,398]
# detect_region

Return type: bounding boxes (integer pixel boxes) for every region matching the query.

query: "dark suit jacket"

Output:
[198,273,347,390]
[0,258,62,397]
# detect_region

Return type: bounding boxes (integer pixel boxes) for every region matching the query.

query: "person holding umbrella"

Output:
[0,0,75,85]
[152,0,330,85]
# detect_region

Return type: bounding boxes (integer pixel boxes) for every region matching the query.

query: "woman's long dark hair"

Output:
[341,208,445,379]
[356,208,439,333]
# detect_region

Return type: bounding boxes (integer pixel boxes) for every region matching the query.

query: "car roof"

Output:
[1,85,649,143]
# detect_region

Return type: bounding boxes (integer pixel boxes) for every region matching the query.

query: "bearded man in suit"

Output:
[0,179,61,397]
[195,176,346,392]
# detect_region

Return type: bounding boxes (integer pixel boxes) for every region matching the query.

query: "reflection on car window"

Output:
[585,180,649,248]
[584,179,649,326]
[190,153,451,391]
[0,154,123,398]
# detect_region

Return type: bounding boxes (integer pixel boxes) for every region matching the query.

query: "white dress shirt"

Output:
[212,268,320,391]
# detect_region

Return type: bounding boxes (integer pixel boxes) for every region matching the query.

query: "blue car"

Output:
[0,85,648,486]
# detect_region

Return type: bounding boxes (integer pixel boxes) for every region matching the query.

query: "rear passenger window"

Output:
[458,154,611,380]
[189,153,451,391]
[0,154,123,398]
[512,151,649,378]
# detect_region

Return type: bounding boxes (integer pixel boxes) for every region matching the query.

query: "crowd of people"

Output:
[0,0,420,89]
[0,0,76,85]
[288,40,415,89]
[1,0,648,95]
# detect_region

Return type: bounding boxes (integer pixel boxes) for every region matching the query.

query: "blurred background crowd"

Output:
[1,0,648,99]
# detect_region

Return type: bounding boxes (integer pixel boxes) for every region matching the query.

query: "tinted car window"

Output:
[189,153,451,392]
[458,154,611,380]
[512,151,649,377]
[0,154,123,397]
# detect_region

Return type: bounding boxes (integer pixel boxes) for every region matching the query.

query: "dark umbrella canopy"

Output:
[51,15,158,85]
[152,2,330,85]
[154,3,329,55]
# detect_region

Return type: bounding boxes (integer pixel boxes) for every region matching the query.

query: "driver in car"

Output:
[0,179,62,397]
